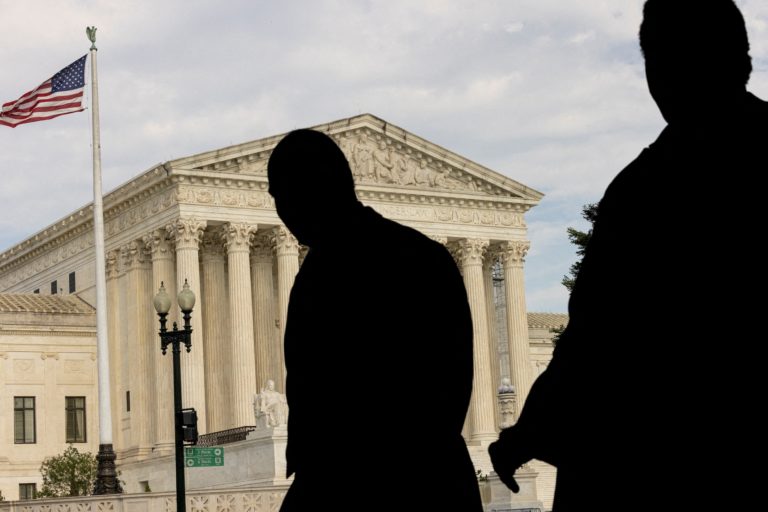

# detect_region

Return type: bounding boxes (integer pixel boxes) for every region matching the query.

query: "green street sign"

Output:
[184,446,224,467]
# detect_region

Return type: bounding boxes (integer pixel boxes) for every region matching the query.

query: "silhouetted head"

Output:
[639,0,751,123]
[268,129,359,246]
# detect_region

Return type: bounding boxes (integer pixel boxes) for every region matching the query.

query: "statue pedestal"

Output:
[115,426,290,493]
[484,468,544,512]
[186,426,290,489]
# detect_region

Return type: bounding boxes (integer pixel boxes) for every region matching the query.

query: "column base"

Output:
[93,443,124,495]
[484,470,543,512]
[153,441,176,456]
[470,433,499,445]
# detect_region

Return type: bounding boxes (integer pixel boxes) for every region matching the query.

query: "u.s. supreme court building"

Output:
[0,114,565,509]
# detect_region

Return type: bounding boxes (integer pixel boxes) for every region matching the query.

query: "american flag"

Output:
[0,55,87,128]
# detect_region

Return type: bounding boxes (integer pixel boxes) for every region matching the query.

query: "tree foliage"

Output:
[552,202,599,345]
[561,202,599,292]
[38,445,97,498]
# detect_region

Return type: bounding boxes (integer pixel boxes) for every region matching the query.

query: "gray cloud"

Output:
[1,0,766,312]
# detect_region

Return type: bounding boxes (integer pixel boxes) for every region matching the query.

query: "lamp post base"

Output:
[93,444,124,495]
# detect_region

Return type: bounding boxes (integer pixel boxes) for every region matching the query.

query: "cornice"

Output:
[0,113,541,285]
[171,173,533,212]
[166,114,544,203]
[0,167,174,275]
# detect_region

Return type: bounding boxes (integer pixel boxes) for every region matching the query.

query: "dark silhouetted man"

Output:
[268,129,483,511]
[490,1,767,510]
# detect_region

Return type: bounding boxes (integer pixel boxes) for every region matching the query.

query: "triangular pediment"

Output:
[167,114,543,203]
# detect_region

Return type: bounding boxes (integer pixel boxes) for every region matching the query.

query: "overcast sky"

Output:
[1,0,766,312]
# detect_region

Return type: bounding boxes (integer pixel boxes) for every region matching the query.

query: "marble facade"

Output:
[0,295,99,501]
[0,114,557,507]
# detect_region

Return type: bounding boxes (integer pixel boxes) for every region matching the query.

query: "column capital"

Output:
[497,240,530,267]
[484,245,502,271]
[250,232,274,264]
[167,217,207,250]
[222,222,257,254]
[120,241,148,270]
[272,226,299,256]
[449,238,489,267]
[143,229,173,260]
[106,250,120,280]
[427,234,448,246]
[201,230,226,261]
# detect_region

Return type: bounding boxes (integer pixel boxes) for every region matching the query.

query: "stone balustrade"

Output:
[0,486,289,512]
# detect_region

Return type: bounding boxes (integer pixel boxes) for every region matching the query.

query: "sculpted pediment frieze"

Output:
[178,114,542,202]
[188,133,511,196]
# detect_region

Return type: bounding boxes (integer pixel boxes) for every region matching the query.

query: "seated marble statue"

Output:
[254,379,288,427]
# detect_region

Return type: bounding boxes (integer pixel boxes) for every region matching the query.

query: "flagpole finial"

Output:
[86,26,97,51]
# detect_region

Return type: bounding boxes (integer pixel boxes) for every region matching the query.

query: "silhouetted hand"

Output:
[488,437,528,493]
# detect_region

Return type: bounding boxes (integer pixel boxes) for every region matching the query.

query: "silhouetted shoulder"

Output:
[357,206,453,262]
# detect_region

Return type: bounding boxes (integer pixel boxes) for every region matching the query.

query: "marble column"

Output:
[251,232,280,392]
[121,241,156,456]
[144,229,176,452]
[430,235,475,439]
[451,238,496,443]
[272,225,299,390]
[483,249,502,431]
[499,240,534,410]
[105,250,123,451]
[200,231,230,432]
[116,251,131,451]
[223,222,258,427]
[167,217,208,432]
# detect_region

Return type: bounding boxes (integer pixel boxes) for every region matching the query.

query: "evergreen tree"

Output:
[552,202,599,344]
[561,203,599,292]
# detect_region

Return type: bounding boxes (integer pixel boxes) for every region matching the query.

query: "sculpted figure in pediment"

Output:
[335,131,481,192]
[373,141,396,183]
[352,133,373,180]
[389,149,407,185]
[338,132,355,162]
[414,158,432,186]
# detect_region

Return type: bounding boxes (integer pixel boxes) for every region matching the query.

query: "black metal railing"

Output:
[197,426,257,447]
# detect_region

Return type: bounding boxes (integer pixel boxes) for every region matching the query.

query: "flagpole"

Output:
[88,26,122,495]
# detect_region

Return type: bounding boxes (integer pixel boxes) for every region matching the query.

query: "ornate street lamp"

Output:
[153,279,197,512]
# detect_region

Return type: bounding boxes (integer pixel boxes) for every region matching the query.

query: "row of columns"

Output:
[105,217,533,456]
[106,218,300,457]
[447,239,534,444]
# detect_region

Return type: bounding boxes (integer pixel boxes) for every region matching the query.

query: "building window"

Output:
[19,483,37,500]
[69,272,76,293]
[33,288,40,294]
[65,397,86,443]
[51,280,58,294]
[126,391,131,412]
[14,397,36,444]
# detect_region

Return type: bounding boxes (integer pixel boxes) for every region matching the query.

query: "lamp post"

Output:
[153,279,196,512]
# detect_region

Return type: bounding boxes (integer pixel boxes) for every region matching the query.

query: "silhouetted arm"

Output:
[489,348,566,491]
[490,150,651,490]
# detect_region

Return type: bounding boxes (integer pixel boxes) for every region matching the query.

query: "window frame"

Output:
[19,483,37,500]
[14,396,36,444]
[65,396,87,443]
